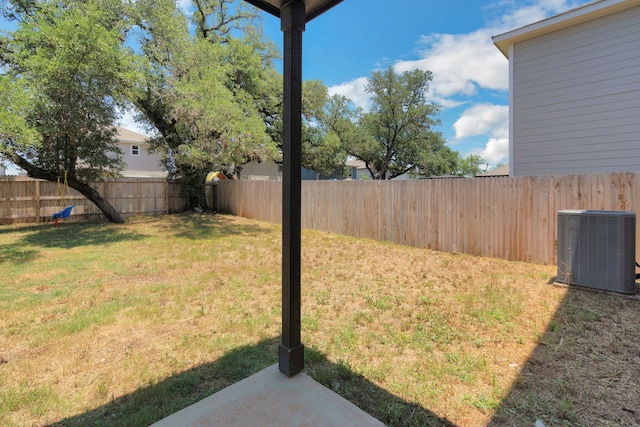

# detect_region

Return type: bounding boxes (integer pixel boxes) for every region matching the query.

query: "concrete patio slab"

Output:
[150,364,386,426]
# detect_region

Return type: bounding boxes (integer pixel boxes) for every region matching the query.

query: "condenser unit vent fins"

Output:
[557,210,636,294]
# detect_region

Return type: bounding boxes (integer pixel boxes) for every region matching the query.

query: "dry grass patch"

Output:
[1,214,638,426]
[300,235,563,425]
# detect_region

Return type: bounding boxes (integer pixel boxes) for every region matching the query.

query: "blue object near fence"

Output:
[52,205,74,220]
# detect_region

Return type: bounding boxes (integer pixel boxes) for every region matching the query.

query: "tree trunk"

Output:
[13,156,124,223]
[67,178,124,223]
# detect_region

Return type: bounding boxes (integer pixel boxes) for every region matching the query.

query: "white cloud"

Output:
[328,27,509,111]
[454,103,509,166]
[328,77,372,111]
[478,137,509,165]
[491,0,588,30]
[395,0,590,104]
[453,104,508,140]
[395,28,509,101]
[177,0,192,16]
[328,0,590,110]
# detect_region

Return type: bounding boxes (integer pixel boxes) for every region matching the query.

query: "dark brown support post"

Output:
[279,0,305,377]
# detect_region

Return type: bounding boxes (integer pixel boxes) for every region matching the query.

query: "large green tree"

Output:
[0,0,140,223]
[319,67,458,180]
[454,154,485,177]
[2,0,334,216]
[130,0,280,209]
[358,67,450,179]
[299,80,349,177]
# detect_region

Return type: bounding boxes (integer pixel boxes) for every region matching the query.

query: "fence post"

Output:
[165,180,169,214]
[35,180,41,223]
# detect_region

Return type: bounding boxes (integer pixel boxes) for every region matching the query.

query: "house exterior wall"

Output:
[351,167,372,180]
[509,4,640,176]
[114,127,166,177]
[118,142,164,174]
[345,159,372,180]
[239,160,282,180]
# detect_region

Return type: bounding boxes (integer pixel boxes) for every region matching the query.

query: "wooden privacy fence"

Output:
[0,176,187,225]
[214,172,640,265]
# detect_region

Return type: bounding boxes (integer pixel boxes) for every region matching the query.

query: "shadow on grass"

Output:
[488,284,640,426]
[0,242,39,264]
[39,285,640,427]
[1,214,272,265]
[48,337,455,427]
[13,221,149,250]
[160,213,274,240]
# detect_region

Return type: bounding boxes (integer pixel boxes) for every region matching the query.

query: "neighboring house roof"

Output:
[421,174,463,180]
[493,0,640,57]
[345,159,367,169]
[478,165,509,177]
[116,126,149,144]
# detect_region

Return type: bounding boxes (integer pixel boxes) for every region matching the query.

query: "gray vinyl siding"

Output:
[511,6,640,176]
[118,142,164,172]
[240,160,282,180]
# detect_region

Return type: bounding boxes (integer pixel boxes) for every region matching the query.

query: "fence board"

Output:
[0,177,186,224]
[10,172,636,266]
[213,172,640,265]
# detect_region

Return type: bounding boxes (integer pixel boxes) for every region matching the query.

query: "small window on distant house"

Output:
[131,145,139,156]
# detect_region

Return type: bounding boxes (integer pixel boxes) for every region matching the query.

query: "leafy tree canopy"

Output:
[360,67,442,179]
[299,80,349,177]
[2,0,284,213]
[129,0,281,208]
[454,153,485,177]
[316,66,473,180]
[0,0,141,222]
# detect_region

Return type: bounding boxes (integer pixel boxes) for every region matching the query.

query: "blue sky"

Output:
[246,0,594,168]
[4,0,594,173]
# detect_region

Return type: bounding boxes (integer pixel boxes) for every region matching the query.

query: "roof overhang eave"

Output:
[243,0,344,22]
[492,0,640,58]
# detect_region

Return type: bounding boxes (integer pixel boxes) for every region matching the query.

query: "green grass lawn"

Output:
[1,214,638,427]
